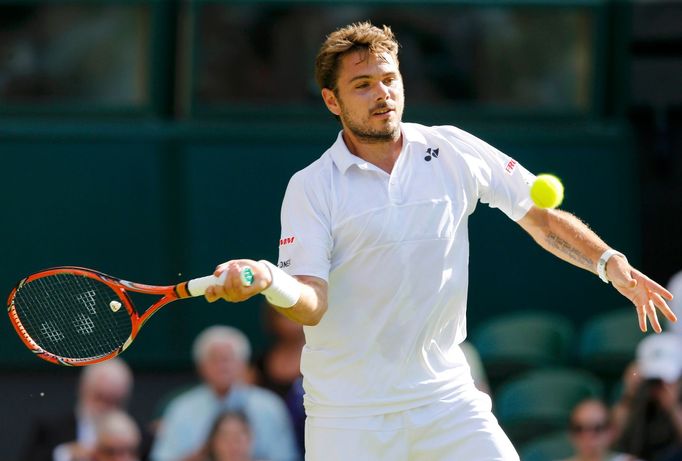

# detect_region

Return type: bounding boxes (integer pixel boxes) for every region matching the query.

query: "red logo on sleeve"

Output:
[505,159,517,175]
[279,236,296,247]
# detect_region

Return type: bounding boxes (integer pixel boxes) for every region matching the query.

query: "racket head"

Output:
[7,267,138,366]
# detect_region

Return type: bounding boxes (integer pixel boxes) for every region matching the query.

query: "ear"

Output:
[321,88,341,116]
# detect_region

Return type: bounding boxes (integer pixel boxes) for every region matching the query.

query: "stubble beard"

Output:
[340,104,402,144]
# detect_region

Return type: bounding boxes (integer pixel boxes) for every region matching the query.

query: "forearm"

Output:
[206,259,328,326]
[518,207,609,275]
[270,275,328,326]
[518,206,675,332]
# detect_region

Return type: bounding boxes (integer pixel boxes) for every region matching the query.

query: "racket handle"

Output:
[186,268,253,297]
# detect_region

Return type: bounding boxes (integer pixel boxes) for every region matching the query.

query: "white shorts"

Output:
[305,386,518,461]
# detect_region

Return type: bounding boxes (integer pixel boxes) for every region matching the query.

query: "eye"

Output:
[355,82,369,89]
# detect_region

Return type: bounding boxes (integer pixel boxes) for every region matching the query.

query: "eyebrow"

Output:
[348,72,398,84]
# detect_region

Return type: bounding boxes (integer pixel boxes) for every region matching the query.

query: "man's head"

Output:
[636,332,682,383]
[568,399,614,458]
[92,410,141,461]
[316,22,404,144]
[193,325,251,396]
[79,358,133,418]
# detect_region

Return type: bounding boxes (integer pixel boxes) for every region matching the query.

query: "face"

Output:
[199,341,244,395]
[93,433,139,461]
[81,374,130,418]
[211,416,252,461]
[569,401,612,457]
[322,50,404,144]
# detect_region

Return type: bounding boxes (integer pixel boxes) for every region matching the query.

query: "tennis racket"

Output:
[7,266,254,366]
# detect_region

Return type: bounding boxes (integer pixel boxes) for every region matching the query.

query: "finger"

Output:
[227,265,243,293]
[646,299,662,333]
[650,282,674,301]
[205,286,218,303]
[651,291,678,323]
[635,272,673,300]
[636,303,647,332]
[213,262,230,279]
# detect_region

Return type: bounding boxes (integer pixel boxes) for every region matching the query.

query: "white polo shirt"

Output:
[277,122,535,418]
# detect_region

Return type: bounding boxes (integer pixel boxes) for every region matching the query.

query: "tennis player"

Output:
[205,22,676,461]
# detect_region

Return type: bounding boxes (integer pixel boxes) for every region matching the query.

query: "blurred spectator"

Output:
[150,325,298,461]
[249,307,304,399]
[559,398,641,461]
[20,358,135,461]
[667,270,682,334]
[614,333,682,461]
[201,411,261,461]
[92,410,142,461]
[283,377,305,457]
[247,307,305,455]
[610,361,643,441]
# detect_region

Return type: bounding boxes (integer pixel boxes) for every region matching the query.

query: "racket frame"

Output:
[7,266,216,366]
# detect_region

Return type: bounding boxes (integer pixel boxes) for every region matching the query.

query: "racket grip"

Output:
[186,268,253,297]
[187,273,225,297]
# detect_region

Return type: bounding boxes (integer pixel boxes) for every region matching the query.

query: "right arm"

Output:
[205,260,328,326]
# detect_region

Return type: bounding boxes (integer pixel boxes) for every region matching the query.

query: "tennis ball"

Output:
[530,174,564,209]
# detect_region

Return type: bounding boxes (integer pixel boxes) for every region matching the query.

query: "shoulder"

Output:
[287,152,332,191]
[283,152,334,212]
[243,385,289,416]
[404,122,481,146]
[245,385,287,406]
[163,385,212,414]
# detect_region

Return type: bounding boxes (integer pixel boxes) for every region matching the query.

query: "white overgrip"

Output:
[187,271,227,297]
[186,268,253,297]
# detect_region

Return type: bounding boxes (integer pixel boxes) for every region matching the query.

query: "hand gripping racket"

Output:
[7,266,254,366]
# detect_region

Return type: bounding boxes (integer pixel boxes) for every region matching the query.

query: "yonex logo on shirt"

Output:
[424,147,439,162]
[278,259,291,268]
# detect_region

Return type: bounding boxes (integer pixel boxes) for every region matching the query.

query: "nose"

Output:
[375,81,391,101]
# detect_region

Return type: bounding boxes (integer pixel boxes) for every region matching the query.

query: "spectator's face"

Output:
[93,432,139,461]
[211,417,252,461]
[569,401,612,457]
[81,374,130,417]
[199,341,243,394]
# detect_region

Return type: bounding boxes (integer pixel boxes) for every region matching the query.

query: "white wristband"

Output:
[259,260,301,308]
[597,249,626,284]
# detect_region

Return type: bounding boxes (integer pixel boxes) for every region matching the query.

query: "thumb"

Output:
[625,271,637,289]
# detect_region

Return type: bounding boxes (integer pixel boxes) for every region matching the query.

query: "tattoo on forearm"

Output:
[545,233,594,268]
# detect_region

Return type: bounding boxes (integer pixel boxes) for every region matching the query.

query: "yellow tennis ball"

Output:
[530,174,564,209]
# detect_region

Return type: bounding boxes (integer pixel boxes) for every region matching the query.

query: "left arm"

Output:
[517,206,676,332]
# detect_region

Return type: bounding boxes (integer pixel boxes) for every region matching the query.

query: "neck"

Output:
[211,384,234,398]
[342,129,403,174]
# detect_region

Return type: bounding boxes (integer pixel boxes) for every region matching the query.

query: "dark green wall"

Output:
[0,119,638,369]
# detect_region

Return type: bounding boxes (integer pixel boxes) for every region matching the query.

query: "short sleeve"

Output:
[442,126,536,221]
[277,170,332,280]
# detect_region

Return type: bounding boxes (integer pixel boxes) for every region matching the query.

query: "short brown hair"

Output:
[315,22,399,91]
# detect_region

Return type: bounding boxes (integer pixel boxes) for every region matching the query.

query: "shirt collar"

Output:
[330,122,429,174]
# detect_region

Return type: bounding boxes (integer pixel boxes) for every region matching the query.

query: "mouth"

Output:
[372,107,395,118]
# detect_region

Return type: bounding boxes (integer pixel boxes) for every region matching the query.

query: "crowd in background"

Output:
[18,271,682,461]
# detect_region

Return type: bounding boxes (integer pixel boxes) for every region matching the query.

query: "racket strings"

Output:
[13,274,132,360]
